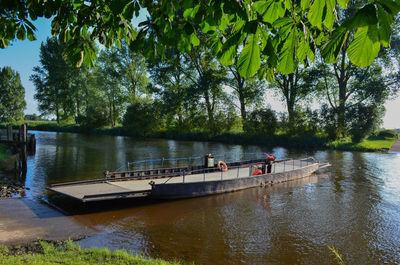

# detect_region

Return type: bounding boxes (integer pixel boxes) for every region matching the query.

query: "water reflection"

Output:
[22,131,400,264]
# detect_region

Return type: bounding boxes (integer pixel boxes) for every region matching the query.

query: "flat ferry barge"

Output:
[48,153,330,202]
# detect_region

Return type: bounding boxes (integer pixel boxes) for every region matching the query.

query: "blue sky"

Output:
[0,17,399,128]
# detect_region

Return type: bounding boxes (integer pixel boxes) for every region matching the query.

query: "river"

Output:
[21,131,400,264]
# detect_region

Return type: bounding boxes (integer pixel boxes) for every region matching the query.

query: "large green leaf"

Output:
[308,0,325,29]
[277,27,296,74]
[321,26,348,63]
[237,33,261,78]
[263,1,286,24]
[347,25,380,68]
[377,3,394,47]
[217,31,243,65]
[323,0,336,29]
[301,0,311,10]
[337,0,348,9]
[253,0,270,14]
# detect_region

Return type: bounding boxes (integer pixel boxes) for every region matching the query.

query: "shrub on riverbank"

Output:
[0,240,180,265]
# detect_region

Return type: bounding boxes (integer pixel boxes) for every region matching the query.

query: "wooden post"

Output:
[7,124,12,141]
[19,124,27,143]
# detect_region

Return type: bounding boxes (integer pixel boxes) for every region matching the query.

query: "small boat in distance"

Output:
[48,153,330,202]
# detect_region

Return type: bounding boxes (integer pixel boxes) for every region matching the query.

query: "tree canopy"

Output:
[2,0,399,78]
[0,66,26,122]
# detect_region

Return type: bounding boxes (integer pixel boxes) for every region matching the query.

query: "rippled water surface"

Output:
[24,131,400,264]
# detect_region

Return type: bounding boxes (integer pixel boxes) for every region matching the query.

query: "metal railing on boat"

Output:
[115,152,271,172]
[159,157,317,184]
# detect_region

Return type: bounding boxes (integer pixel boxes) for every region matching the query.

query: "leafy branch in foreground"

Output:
[1,0,400,77]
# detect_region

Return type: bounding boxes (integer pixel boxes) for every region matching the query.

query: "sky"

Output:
[0,17,399,129]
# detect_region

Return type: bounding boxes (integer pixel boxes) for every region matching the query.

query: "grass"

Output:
[0,240,181,265]
[326,135,397,152]
[0,143,10,161]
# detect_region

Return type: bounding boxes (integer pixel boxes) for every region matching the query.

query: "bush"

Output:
[78,106,109,129]
[123,101,164,136]
[320,104,339,140]
[243,108,277,136]
[346,104,384,143]
[377,129,397,139]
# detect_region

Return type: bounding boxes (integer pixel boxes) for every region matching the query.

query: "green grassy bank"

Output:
[1,121,397,152]
[0,241,180,265]
[0,143,10,161]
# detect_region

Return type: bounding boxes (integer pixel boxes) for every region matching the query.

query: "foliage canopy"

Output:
[2,0,399,78]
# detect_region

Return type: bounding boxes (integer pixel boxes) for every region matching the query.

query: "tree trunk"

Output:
[203,90,215,133]
[56,103,60,124]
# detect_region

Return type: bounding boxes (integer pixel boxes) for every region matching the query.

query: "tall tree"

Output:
[115,43,149,102]
[272,68,318,125]
[183,42,228,134]
[147,48,194,129]
[225,64,265,123]
[0,66,26,122]
[96,49,126,127]
[30,38,78,123]
[317,60,397,137]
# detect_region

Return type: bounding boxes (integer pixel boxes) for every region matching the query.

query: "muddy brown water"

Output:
[18,131,400,264]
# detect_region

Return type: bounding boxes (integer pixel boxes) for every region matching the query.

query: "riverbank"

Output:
[0,144,25,198]
[1,121,397,152]
[0,240,180,265]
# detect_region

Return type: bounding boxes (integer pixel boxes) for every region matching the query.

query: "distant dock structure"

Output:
[0,124,36,154]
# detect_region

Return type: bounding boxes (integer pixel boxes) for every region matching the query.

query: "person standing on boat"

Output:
[266,155,275,173]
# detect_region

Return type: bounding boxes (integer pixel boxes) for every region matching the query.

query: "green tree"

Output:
[243,108,278,136]
[271,68,318,127]
[2,1,397,76]
[147,48,194,130]
[30,38,80,123]
[123,101,164,136]
[225,64,265,123]
[183,40,229,134]
[115,42,149,102]
[0,66,26,122]
[316,60,396,138]
[96,49,126,127]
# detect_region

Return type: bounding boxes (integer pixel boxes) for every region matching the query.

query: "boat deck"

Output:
[48,159,311,202]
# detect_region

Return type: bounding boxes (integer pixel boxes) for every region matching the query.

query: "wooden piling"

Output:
[19,124,27,143]
[7,124,12,141]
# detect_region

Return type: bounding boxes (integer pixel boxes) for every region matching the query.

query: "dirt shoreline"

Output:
[0,198,96,246]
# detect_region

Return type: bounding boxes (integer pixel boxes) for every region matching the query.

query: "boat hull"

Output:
[151,163,319,199]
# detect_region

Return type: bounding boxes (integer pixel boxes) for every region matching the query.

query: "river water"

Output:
[22,131,400,264]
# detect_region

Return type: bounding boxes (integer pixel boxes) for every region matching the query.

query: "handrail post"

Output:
[183,170,185,183]
[237,166,239,178]
[221,169,223,180]
[293,159,295,170]
[203,168,205,182]
[273,162,276,173]
[283,161,286,172]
